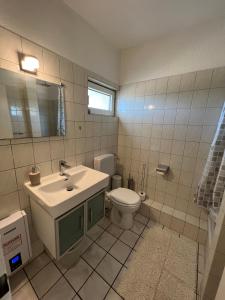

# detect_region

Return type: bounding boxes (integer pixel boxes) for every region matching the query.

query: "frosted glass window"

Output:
[88,80,115,116]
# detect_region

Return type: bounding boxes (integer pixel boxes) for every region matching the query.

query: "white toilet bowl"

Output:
[108,188,141,230]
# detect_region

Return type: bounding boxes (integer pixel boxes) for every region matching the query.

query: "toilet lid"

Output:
[110,188,140,206]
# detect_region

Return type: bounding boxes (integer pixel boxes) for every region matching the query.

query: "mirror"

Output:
[0,68,65,139]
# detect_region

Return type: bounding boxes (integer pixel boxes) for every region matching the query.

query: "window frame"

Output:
[88,80,116,116]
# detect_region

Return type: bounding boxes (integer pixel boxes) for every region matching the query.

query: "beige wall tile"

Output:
[0,169,17,195]
[50,140,65,160]
[43,49,60,77]
[207,88,225,108]
[0,191,20,219]
[180,72,196,91]
[12,143,34,168]
[74,64,87,87]
[183,223,198,241]
[211,67,225,88]
[195,69,213,90]
[0,27,22,63]
[63,81,74,101]
[0,145,14,171]
[60,57,73,82]
[15,165,32,189]
[36,161,52,177]
[33,141,51,163]
[167,75,181,93]
[149,207,161,222]
[191,89,209,108]
[170,217,184,234]
[160,212,172,227]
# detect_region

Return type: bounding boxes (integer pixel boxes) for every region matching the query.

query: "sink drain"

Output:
[66,186,74,191]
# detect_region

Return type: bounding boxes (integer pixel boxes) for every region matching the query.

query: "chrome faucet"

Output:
[59,160,71,176]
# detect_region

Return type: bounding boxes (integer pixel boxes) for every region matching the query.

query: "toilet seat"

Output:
[110,188,140,206]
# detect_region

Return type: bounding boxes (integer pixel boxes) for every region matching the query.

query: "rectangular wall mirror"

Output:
[0,68,65,139]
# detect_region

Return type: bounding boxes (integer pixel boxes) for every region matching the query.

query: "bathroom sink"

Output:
[24,165,109,218]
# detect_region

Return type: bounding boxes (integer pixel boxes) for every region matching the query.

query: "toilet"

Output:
[94,154,141,229]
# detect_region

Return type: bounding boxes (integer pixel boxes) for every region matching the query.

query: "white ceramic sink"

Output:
[24,165,109,218]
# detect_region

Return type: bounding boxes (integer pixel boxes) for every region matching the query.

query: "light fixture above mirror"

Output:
[18,53,39,74]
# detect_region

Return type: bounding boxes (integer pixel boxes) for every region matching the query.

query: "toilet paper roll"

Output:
[138,191,146,202]
[156,170,166,176]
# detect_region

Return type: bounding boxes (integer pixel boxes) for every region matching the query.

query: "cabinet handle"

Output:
[89,208,92,224]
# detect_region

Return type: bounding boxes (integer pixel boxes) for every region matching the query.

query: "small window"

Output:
[88,80,115,116]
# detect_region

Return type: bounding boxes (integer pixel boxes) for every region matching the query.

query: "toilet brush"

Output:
[138,164,146,201]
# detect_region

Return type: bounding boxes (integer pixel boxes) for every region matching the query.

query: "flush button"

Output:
[0,274,9,298]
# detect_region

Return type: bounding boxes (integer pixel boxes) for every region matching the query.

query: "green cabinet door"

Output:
[87,192,105,230]
[57,204,84,257]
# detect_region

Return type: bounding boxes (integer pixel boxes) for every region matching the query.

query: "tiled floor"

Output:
[10,213,201,300]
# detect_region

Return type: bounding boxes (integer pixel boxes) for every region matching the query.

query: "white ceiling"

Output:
[64,0,225,49]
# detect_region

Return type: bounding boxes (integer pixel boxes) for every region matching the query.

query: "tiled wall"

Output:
[117,68,225,219]
[0,26,118,250]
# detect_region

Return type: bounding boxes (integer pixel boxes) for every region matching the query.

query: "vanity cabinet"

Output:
[30,189,105,259]
[56,204,84,257]
[87,192,105,230]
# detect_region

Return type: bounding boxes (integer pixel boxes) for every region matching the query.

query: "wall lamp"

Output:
[18,53,39,74]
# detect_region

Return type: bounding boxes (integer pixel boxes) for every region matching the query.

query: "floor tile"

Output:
[24,252,51,279]
[96,231,116,251]
[97,217,111,229]
[134,213,148,225]
[134,237,144,251]
[73,295,81,299]
[79,236,93,255]
[12,282,37,300]
[105,288,123,300]
[65,258,93,291]
[96,254,122,284]
[113,267,128,291]
[10,269,28,294]
[107,224,123,238]
[124,251,135,268]
[54,237,92,273]
[131,220,145,235]
[119,230,139,248]
[42,277,75,300]
[54,252,79,274]
[78,272,110,300]
[146,219,163,229]
[109,240,131,264]
[31,262,61,298]
[86,225,104,241]
[82,243,106,268]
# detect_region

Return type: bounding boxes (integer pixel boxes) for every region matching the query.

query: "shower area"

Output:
[117,66,225,299]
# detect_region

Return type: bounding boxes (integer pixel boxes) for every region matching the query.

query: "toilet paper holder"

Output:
[156,164,169,176]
